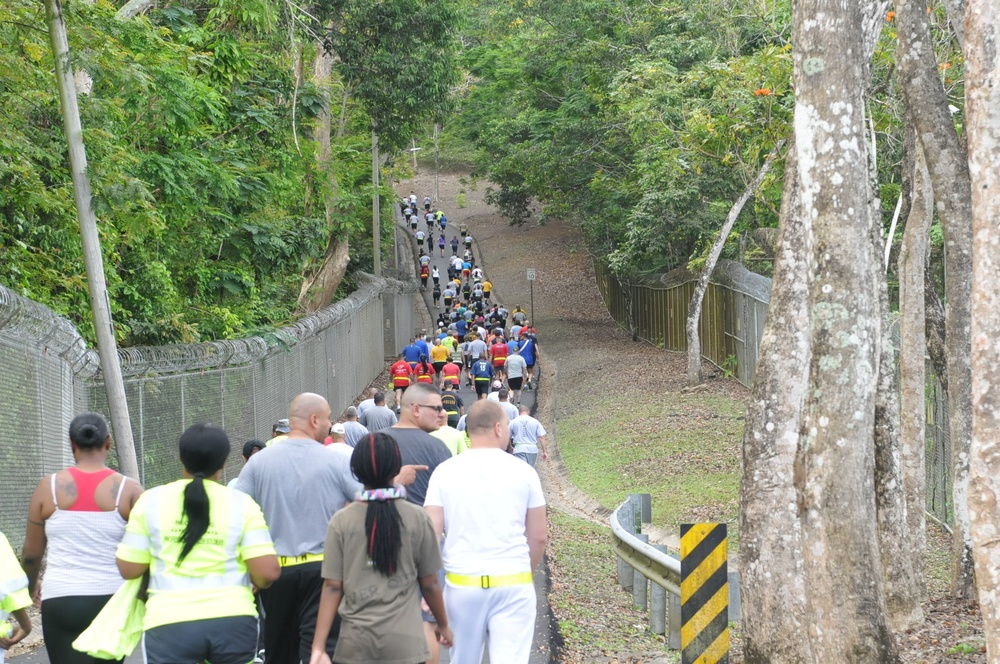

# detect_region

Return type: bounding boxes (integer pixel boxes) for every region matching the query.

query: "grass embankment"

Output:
[547,381,744,661]
[547,510,676,662]
[557,389,744,546]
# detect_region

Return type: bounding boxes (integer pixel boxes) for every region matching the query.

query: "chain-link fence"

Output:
[0,275,417,549]
[594,258,953,525]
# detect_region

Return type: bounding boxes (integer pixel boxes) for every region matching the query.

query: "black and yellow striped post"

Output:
[680,523,729,664]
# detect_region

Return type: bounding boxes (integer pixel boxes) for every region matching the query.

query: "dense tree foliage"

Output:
[451,0,959,283]
[452,0,793,274]
[0,0,424,344]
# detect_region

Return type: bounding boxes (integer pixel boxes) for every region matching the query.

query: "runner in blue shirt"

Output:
[470,353,495,400]
[519,335,538,389]
[403,339,423,368]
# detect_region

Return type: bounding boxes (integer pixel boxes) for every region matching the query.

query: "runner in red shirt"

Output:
[441,360,462,385]
[390,353,413,407]
[490,335,509,381]
[414,357,436,384]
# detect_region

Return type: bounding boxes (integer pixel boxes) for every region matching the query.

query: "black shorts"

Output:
[433,361,446,373]
[508,376,523,390]
[526,361,536,369]
[474,380,491,396]
[144,615,259,664]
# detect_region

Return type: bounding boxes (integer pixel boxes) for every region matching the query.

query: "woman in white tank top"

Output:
[21,412,144,664]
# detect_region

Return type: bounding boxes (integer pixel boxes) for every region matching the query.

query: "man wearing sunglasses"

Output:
[377,383,452,507]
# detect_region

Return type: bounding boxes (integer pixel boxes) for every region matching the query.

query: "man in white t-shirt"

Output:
[509,405,549,467]
[424,401,546,664]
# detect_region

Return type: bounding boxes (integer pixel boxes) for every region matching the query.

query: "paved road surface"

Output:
[405,212,553,664]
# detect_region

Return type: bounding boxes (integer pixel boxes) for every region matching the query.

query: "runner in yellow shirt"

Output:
[430,339,451,387]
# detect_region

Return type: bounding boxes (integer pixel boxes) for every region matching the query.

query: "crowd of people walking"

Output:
[0,193,548,664]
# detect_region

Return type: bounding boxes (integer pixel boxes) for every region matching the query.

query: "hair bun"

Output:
[69,412,110,449]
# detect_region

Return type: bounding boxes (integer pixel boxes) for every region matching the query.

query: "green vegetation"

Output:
[547,510,671,659]
[0,0,457,345]
[451,0,793,276]
[557,394,743,543]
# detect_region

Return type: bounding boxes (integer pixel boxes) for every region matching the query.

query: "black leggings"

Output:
[42,594,124,664]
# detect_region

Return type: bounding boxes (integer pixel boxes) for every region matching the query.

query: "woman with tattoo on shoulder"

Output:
[21,412,144,664]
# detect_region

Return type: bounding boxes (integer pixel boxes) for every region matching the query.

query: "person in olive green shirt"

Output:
[310,433,451,664]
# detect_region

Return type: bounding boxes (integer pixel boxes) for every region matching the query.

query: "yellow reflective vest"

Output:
[0,531,31,638]
[116,479,275,630]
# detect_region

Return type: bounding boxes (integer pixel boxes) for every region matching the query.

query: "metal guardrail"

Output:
[611,494,682,649]
[612,494,742,651]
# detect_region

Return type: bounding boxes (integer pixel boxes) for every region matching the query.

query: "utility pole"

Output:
[45,0,139,479]
[411,137,418,171]
[372,131,381,277]
[434,123,441,202]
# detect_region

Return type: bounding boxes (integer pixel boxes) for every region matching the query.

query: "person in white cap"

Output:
[325,422,348,446]
[486,380,503,402]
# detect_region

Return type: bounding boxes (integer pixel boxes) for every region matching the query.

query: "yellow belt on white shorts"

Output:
[446,572,533,589]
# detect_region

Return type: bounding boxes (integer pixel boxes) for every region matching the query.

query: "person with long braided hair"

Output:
[116,423,280,663]
[309,432,452,664]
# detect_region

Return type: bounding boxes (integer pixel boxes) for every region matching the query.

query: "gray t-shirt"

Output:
[499,401,519,421]
[380,427,453,506]
[343,421,370,448]
[468,339,487,359]
[505,353,527,379]
[234,438,362,556]
[360,405,397,431]
[356,398,376,419]
[509,415,547,453]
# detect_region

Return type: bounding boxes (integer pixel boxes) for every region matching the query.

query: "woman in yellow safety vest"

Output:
[116,423,280,664]
[0,529,32,649]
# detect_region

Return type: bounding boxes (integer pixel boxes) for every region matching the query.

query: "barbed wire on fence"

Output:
[0,273,419,550]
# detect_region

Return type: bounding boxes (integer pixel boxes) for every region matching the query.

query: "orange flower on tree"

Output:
[886,10,895,21]
[754,88,772,97]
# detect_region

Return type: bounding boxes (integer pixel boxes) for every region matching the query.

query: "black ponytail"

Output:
[177,424,230,563]
[351,433,403,577]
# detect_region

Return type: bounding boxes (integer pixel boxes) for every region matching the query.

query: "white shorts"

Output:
[445,579,536,664]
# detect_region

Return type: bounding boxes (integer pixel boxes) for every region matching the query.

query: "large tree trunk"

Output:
[686,141,784,386]
[871,145,920,629]
[740,139,813,664]
[298,43,351,312]
[965,0,1000,656]
[898,143,932,602]
[896,0,976,598]
[792,0,899,658]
